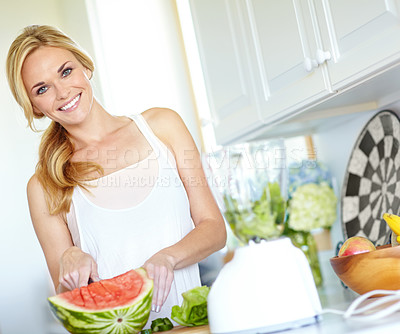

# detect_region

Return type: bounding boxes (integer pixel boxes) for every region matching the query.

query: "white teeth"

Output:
[60,94,80,111]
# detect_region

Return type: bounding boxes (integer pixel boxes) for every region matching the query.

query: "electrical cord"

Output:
[320,289,400,321]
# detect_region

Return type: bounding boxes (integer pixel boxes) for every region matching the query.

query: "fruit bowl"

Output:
[330,245,400,295]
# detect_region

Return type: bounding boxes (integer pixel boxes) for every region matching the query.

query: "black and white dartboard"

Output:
[341,110,400,246]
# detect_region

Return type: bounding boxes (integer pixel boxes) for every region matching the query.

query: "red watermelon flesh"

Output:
[60,269,144,310]
[67,288,84,308]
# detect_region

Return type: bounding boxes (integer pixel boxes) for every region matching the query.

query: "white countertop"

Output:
[286,250,400,334]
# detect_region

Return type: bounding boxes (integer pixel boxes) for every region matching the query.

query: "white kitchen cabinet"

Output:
[245,0,334,122]
[188,0,263,144]
[316,0,400,89]
[186,0,400,145]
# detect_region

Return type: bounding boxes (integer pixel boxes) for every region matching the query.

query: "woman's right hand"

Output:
[58,246,100,292]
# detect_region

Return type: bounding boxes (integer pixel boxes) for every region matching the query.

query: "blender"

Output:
[205,139,322,334]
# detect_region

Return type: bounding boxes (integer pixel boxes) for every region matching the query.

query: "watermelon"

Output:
[48,268,153,334]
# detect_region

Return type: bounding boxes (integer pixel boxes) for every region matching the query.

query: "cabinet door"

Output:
[246,0,334,122]
[189,0,262,145]
[317,0,400,89]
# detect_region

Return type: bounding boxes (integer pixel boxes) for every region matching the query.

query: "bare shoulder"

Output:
[141,108,194,151]
[27,173,44,196]
[142,107,187,133]
[27,173,50,217]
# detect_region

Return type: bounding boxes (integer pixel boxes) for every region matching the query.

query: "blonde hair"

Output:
[6,25,102,215]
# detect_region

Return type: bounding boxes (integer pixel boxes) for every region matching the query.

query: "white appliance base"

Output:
[212,315,320,334]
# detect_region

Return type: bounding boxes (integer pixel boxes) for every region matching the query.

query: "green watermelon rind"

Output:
[48,293,152,334]
[48,268,153,334]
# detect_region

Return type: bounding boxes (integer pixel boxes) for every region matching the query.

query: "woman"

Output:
[6,25,226,325]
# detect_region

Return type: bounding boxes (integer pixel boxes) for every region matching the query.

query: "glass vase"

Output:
[285,228,323,287]
[205,139,288,244]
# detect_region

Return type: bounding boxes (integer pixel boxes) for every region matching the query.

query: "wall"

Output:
[85,0,202,148]
[312,104,400,252]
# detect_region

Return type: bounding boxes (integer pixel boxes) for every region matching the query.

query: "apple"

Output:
[338,236,376,257]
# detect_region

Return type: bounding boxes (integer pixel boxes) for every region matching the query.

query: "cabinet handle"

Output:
[304,57,318,72]
[315,49,331,65]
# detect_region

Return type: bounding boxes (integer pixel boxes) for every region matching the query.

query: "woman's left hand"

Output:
[143,251,175,313]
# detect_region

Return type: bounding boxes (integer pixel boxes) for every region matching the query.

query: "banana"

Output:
[382,213,400,246]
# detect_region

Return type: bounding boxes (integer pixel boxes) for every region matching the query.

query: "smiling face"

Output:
[21,46,93,127]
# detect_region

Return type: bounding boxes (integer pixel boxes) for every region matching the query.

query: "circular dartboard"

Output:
[341,110,400,246]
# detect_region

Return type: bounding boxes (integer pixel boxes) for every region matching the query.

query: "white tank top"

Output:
[66,113,201,326]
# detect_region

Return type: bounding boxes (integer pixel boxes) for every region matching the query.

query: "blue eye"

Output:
[62,68,72,77]
[37,86,48,95]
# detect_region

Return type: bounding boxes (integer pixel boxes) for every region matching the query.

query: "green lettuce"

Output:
[223,182,285,243]
[171,286,209,326]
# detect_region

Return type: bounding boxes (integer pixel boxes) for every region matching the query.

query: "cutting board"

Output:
[162,325,210,333]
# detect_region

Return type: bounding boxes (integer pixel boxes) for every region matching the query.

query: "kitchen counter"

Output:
[169,250,400,334]
[163,325,209,333]
[47,250,400,334]
[165,293,400,334]
[289,287,400,333]
[276,250,400,334]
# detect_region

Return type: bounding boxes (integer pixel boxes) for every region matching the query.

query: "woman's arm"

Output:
[27,175,99,293]
[142,108,227,310]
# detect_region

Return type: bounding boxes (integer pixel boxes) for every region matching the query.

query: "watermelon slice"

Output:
[48,268,153,334]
